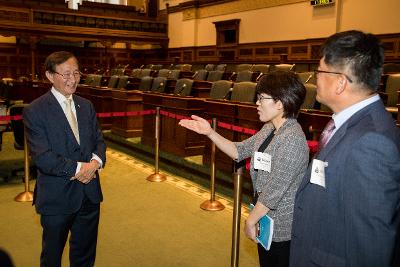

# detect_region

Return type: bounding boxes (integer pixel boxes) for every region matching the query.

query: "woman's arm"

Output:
[179,115,238,159]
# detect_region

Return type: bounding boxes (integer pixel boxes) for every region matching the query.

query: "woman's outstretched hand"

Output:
[178,115,212,136]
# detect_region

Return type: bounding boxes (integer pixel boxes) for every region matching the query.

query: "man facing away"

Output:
[290,30,400,266]
[23,51,106,267]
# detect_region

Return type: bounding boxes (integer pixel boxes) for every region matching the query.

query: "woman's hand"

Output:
[244,219,258,243]
[178,115,212,136]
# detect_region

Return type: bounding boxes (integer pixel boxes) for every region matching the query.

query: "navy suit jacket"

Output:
[290,100,400,267]
[23,91,106,215]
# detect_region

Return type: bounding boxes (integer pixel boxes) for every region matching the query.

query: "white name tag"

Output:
[254,151,272,172]
[310,159,328,188]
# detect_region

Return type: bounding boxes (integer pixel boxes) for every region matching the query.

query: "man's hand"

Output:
[71,160,99,184]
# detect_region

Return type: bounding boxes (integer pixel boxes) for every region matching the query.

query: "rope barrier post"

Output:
[147,107,166,182]
[15,132,33,202]
[230,166,243,267]
[200,118,224,211]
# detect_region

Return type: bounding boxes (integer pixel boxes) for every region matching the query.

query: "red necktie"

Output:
[319,119,335,150]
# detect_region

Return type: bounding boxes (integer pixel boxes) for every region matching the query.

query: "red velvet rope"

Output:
[0,109,319,153]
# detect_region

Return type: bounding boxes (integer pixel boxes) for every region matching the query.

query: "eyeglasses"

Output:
[313,69,353,83]
[53,71,82,80]
[256,95,274,102]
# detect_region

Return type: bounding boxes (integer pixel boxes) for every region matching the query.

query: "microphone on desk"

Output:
[229,72,236,81]
[176,83,187,96]
[223,87,233,100]
[304,74,313,84]
[192,71,198,79]
[140,65,145,69]
[256,72,264,82]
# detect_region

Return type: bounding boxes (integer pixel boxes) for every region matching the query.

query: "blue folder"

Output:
[250,204,274,251]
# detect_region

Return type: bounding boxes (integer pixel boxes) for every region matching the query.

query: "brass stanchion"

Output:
[200,118,224,211]
[230,166,243,267]
[147,107,166,182]
[15,133,33,202]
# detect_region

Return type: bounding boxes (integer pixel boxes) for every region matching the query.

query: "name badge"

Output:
[310,159,328,188]
[254,152,272,172]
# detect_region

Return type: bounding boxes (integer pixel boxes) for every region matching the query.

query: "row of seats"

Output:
[82,71,398,115]
[134,75,321,110]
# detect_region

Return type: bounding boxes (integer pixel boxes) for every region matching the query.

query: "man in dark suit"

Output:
[290,31,400,266]
[23,51,106,267]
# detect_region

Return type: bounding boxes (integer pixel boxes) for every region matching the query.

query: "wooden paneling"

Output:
[111,89,143,138]
[168,33,400,65]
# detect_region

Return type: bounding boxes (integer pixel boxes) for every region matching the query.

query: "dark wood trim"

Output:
[168,33,400,64]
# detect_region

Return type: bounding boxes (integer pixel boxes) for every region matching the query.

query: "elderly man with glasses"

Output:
[23,51,106,267]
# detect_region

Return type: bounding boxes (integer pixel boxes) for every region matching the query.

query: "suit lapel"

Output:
[297,100,381,194]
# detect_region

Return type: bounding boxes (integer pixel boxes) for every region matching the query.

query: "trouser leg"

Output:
[40,214,73,267]
[69,197,100,267]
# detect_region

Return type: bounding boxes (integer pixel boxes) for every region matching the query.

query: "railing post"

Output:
[230,166,243,267]
[200,118,224,211]
[147,107,166,182]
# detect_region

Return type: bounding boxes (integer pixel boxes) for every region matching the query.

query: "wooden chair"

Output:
[271,64,296,72]
[230,82,257,103]
[173,78,193,96]
[117,75,129,89]
[235,70,253,82]
[252,64,270,74]
[138,76,153,91]
[207,70,224,82]
[216,64,227,72]
[209,80,233,100]
[107,75,119,88]
[157,69,170,78]
[151,77,167,93]
[205,64,215,71]
[236,64,253,72]
[301,84,317,109]
[192,70,208,81]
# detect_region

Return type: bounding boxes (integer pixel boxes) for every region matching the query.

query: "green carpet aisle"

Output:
[0,132,258,266]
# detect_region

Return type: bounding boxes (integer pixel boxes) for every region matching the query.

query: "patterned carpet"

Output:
[0,132,258,267]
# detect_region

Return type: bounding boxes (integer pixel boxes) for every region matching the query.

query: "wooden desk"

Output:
[142,92,205,157]
[298,109,332,140]
[203,99,237,174]
[111,89,143,138]
[192,81,212,98]
[236,103,263,141]
[89,86,112,130]
[76,84,93,102]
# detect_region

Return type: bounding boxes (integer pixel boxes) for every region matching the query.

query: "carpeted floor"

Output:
[0,132,259,266]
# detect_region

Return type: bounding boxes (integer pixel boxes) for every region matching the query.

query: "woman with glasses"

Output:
[179,70,309,267]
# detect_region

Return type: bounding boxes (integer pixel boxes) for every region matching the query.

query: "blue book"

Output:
[250,204,274,251]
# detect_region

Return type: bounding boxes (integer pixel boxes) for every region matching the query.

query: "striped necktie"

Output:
[319,119,335,150]
[64,98,80,144]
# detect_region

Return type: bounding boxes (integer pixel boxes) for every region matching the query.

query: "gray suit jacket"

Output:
[23,91,106,215]
[290,100,400,266]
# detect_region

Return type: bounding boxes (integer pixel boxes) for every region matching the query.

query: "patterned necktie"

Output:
[64,99,80,144]
[319,119,335,150]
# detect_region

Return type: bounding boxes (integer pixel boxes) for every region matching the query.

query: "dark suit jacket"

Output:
[290,100,400,267]
[23,91,106,215]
